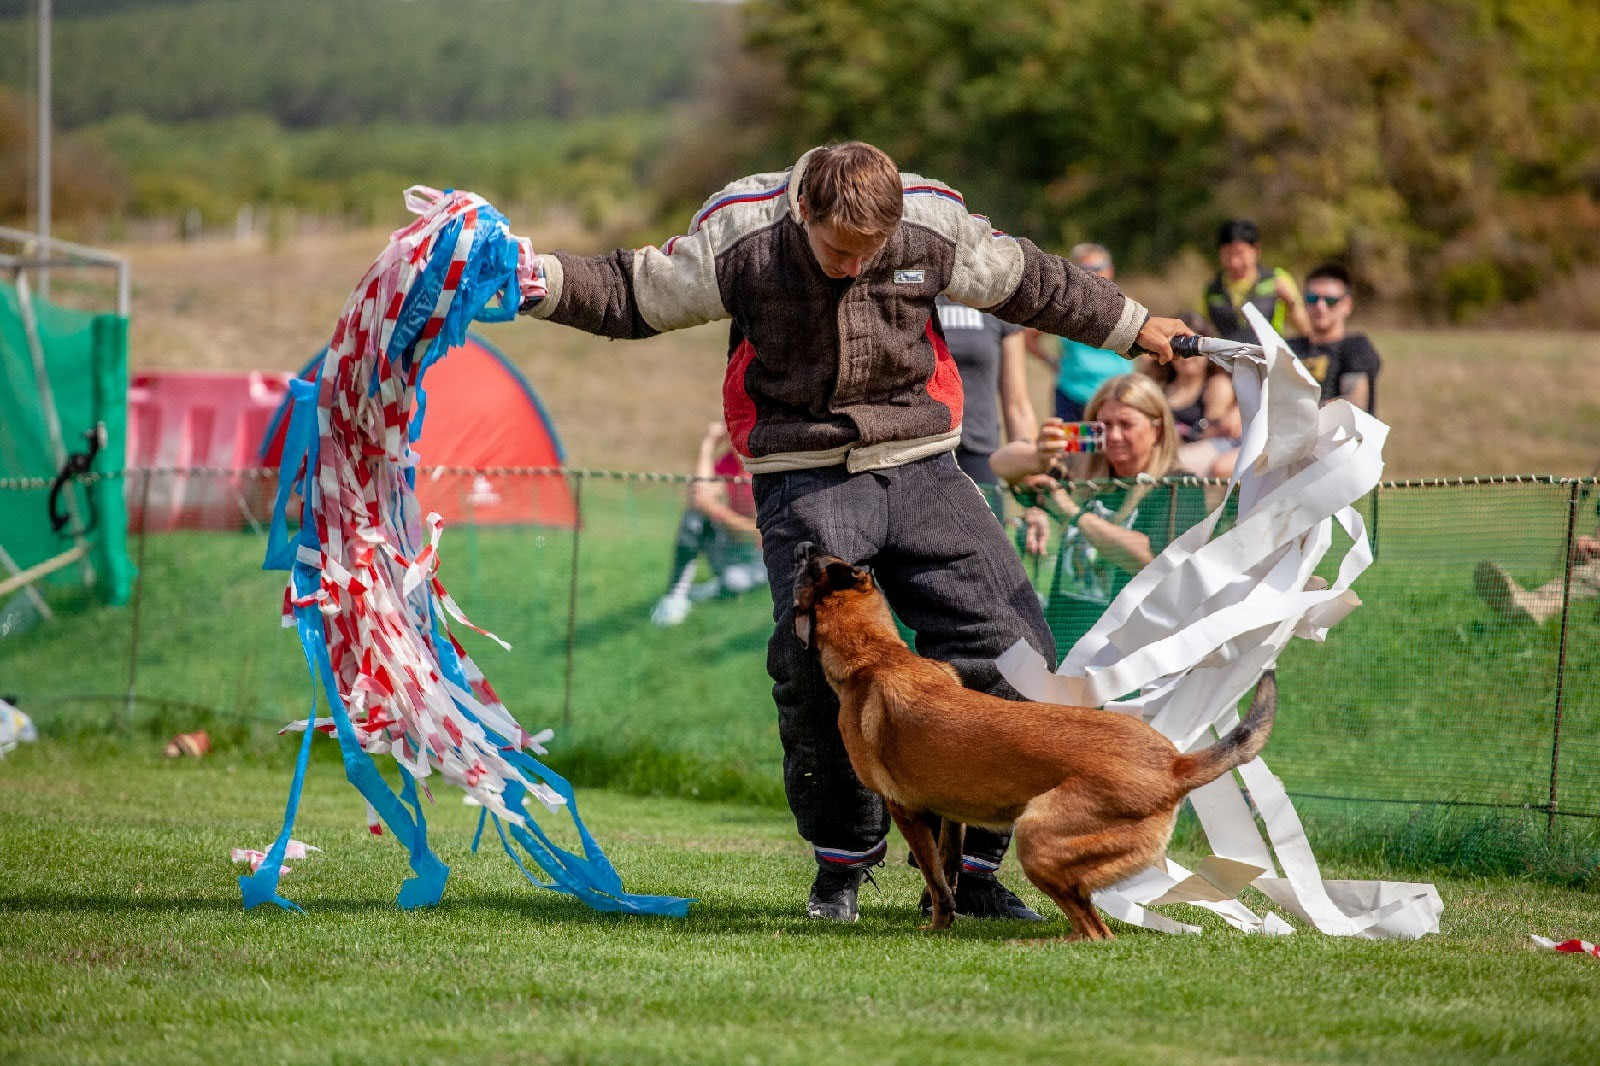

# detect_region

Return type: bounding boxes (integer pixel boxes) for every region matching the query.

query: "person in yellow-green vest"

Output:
[1202,218,1310,342]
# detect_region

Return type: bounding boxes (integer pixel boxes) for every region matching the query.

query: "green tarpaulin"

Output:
[0,278,132,606]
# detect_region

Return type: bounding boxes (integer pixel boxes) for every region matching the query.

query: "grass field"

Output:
[6,222,1599,1063]
[2,747,1598,1066]
[5,478,1598,883]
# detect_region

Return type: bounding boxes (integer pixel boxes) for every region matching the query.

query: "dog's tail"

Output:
[1168,671,1277,796]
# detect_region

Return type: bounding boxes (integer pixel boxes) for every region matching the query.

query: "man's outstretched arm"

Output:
[519,214,732,339]
[928,196,1189,362]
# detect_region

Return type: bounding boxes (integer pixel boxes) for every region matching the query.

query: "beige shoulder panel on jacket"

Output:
[898,176,1026,311]
[631,169,793,333]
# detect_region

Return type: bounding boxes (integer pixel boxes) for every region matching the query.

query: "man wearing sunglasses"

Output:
[1286,263,1382,413]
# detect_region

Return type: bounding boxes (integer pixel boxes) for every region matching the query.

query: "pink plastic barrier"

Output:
[125,370,293,531]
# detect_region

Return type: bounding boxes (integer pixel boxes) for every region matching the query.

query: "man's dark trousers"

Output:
[753,451,1057,872]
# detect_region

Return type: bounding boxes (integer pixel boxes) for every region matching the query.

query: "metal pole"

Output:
[0,542,56,622]
[120,469,153,733]
[1546,479,1579,834]
[1369,485,1381,561]
[0,228,130,314]
[562,474,582,730]
[36,0,52,301]
[0,543,85,598]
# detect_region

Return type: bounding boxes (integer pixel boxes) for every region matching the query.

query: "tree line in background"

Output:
[713,0,1600,322]
[3,0,1598,323]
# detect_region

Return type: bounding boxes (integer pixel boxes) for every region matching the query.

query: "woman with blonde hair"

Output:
[991,373,1207,653]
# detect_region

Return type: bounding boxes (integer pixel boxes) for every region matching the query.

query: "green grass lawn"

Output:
[4,479,1599,881]
[1,745,1598,1066]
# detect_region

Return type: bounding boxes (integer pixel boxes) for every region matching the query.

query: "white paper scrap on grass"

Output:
[1000,304,1442,940]
[1145,856,1266,906]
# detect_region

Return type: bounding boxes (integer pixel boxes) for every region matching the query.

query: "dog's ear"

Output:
[794,610,812,649]
[824,560,863,590]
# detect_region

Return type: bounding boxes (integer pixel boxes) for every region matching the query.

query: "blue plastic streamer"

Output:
[250,189,690,917]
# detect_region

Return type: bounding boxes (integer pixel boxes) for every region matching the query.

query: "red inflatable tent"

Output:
[260,333,576,528]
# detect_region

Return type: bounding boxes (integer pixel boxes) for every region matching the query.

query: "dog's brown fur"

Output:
[794,547,1276,939]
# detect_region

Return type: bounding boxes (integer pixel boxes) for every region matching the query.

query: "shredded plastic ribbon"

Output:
[232,840,321,875]
[1000,304,1441,939]
[245,186,689,917]
[1530,936,1600,958]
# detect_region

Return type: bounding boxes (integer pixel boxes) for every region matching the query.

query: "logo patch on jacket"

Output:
[894,270,925,284]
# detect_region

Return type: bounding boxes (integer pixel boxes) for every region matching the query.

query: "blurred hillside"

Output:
[0,0,722,125]
[0,0,733,238]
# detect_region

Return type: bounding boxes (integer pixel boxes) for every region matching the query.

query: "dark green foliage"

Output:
[738,0,1238,262]
[6,0,1598,318]
[78,112,674,230]
[737,0,1600,315]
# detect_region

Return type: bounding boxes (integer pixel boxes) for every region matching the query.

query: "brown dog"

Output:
[793,544,1277,939]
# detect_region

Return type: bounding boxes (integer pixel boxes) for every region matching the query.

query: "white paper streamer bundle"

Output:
[998,306,1442,939]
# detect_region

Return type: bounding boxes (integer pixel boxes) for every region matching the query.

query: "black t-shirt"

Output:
[1288,333,1381,413]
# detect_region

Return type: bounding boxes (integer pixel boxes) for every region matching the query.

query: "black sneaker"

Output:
[953,873,1045,921]
[806,865,866,922]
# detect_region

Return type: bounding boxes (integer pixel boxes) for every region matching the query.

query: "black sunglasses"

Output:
[1305,292,1346,307]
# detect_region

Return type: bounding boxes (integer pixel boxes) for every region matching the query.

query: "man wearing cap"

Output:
[1203,218,1310,342]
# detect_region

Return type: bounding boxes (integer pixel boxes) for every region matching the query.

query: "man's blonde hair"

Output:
[1082,373,1180,479]
[801,142,904,239]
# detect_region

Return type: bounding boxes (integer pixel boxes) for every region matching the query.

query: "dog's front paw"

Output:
[921,901,957,931]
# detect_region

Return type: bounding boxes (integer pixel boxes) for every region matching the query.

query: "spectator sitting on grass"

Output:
[1286,263,1382,414]
[991,373,1208,654]
[651,421,766,626]
[1475,503,1600,626]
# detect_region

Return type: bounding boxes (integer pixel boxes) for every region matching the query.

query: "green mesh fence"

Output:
[1,470,1596,881]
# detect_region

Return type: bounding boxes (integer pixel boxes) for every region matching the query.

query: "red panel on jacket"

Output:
[924,320,964,432]
[724,338,760,456]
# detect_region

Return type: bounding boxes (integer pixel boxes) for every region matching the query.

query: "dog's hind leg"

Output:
[887,801,956,930]
[1017,810,1178,941]
[1014,840,1115,941]
[937,817,965,898]
[1013,795,1158,941]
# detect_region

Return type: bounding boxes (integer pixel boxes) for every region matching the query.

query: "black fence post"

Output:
[1546,478,1580,834]
[562,473,582,730]
[1369,484,1381,561]
[120,468,153,733]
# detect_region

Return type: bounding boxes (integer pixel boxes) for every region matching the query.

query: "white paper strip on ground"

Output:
[999,304,1441,939]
